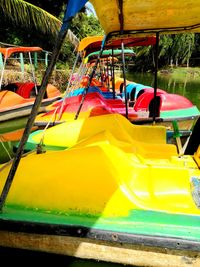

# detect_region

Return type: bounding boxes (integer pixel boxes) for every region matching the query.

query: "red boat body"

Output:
[134,91,194,115]
[42,92,138,119]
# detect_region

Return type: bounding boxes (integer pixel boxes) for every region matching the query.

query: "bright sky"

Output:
[85,2,96,16]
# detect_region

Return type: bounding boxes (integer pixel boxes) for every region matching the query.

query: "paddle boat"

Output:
[0,1,200,267]
[0,46,62,123]
[83,43,200,133]
[1,113,200,267]
[24,113,169,151]
[33,33,199,141]
[0,47,62,162]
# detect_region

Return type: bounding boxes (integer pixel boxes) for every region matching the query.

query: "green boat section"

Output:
[1,206,200,242]
[160,106,200,118]
[0,117,28,134]
[0,141,16,163]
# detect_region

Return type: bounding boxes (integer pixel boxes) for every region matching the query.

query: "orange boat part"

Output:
[0,47,42,60]
[0,91,33,110]
[46,84,61,98]
[0,126,37,142]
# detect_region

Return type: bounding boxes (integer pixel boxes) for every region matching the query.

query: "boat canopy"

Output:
[105,36,156,47]
[87,49,135,61]
[88,57,119,64]
[78,36,104,53]
[0,47,42,59]
[78,36,156,57]
[90,0,200,36]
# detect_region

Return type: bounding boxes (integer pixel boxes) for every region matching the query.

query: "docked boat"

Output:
[0,47,62,162]
[0,47,62,123]
[24,113,169,151]
[0,113,200,267]
[34,33,199,138]
[0,1,200,267]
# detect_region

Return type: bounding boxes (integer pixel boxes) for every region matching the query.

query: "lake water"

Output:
[125,71,200,110]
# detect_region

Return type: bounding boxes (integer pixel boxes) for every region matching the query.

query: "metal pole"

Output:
[34,52,38,69]
[19,52,24,74]
[0,52,7,90]
[153,32,159,123]
[106,57,110,90]
[0,53,3,70]
[121,42,128,119]
[45,52,49,67]
[111,48,116,99]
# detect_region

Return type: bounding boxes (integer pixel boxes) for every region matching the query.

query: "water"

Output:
[125,70,200,110]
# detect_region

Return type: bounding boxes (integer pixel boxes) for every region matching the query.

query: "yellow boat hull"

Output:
[30,114,173,154]
[0,128,199,217]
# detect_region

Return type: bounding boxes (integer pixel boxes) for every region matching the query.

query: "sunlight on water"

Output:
[126,71,200,110]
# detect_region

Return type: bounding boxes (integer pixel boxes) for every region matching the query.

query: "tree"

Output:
[70,12,104,40]
[0,0,79,49]
[180,34,195,67]
[0,0,60,38]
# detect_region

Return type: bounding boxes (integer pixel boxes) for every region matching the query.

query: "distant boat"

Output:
[0,46,62,160]
[35,34,199,139]
[0,47,61,124]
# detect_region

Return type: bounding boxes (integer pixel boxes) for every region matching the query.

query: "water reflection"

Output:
[126,71,200,110]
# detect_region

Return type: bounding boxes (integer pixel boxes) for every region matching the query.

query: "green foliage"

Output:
[130,46,154,72]
[0,0,61,37]
[2,33,23,46]
[71,13,104,39]
[0,0,63,51]
[158,34,195,67]
[128,33,199,71]
[58,12,104,67]
[1,0,200,72]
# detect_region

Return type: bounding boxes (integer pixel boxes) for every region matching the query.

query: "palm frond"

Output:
[0,0,79,47]
[0,0,61,36]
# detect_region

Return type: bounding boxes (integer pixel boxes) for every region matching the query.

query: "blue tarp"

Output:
[62,0,88,30]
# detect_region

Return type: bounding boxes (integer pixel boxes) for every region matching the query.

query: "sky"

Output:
[85,2,97,16]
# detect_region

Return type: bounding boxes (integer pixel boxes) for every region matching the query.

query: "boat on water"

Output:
[0,46,62,162]
[34,33,199,142]
[0,46,62,123]
[0,1,200,267]
[31,50,199,154]
[0,114,200,267]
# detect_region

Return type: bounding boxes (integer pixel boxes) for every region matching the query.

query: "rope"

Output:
[0,136,12,160]
[58,60,88,120]
[37,106,59,153]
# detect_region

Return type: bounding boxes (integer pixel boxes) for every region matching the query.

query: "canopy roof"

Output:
[87,49,135,62]
[0,47,42,59]
[88,57,119,65]
[105,36,156,47]
[78,36,104,53]
[90,0,200,36]
[78,36,156,57]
